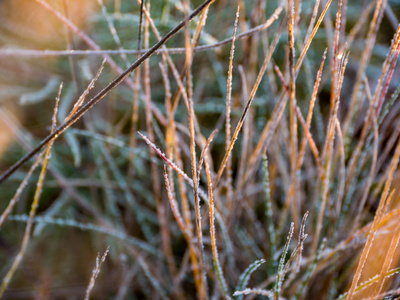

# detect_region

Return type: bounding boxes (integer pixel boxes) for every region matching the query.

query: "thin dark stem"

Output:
[0,0,215,185]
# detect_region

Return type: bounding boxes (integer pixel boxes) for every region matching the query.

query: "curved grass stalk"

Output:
[234,259,266,300]
[274,222,294,300]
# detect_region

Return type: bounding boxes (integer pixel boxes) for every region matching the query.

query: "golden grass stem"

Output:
[243,0,333,190]
[342,0,388,137]
[142,7,180,292]
[215,16,285,187]
[205,155,230,298]
[184,0,208,297]
[225,7,239,214]
[347,132,400,299]
[288,0,299,226]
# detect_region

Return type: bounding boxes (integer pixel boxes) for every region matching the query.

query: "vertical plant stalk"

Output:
[321,0,344,164]
[272,63,326,234]
[163,168,203,295]
[134,0,206,152]
[163,168,192,240]
[235,65,250,188]
[159,61,201,292]
[263,153,277,269]
[342,0,388,137]
[328,0,342,113]
[114,0,121,20]
[297,49,326,170]
[138,133,235,297]
[142,5,179,293]
[225,7,239,214]
[161,59,203,295]
[281,213,309,288]
[334,118,346,219]
[243,0,333,189]
[351,115,379,231]
[183,0,208,298]
[294,238,326,299]
[376,34,400,117]
[313,0,345,251]
[205,156,230,298]
[127,0,145,182]
[287,0,298,226]
[215,16,285,186]
[170,2,213,114]
[313,53,348,253]
[62,0,81,94]
[345,25,400,199]
[296,212,309,274]
[272,53,327,229]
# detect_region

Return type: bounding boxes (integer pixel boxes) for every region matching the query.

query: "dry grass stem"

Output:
[84,247,110,300]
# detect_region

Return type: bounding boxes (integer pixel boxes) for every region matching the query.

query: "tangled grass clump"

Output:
[1,0,400,299]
